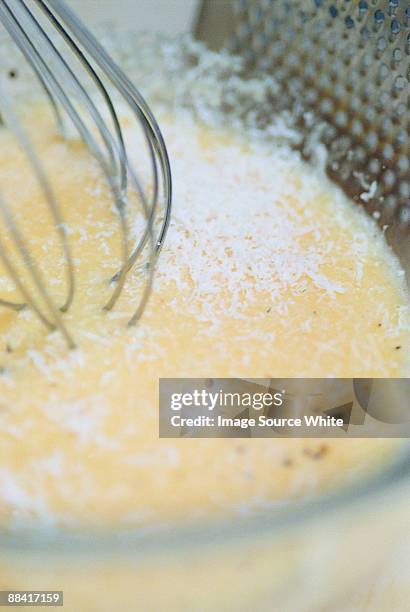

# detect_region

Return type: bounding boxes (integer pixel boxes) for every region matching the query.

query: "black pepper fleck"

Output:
[303,444,329,460]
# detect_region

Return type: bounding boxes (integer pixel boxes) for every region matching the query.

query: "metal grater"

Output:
[195,0,410,231]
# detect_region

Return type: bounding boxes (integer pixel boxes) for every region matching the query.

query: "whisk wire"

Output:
[47,0,172,252]
[41,0,171,315]
[0,0,173,345]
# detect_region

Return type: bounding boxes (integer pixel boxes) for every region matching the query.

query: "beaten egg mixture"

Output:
[0,102,408,530]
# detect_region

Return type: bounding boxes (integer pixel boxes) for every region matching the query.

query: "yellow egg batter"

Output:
[0,102,409,531]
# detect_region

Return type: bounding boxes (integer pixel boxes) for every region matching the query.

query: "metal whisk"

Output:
[0,0,172,348]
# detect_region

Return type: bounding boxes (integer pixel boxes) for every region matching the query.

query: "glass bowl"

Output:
[0,5,409,611]
[0,441,410,611]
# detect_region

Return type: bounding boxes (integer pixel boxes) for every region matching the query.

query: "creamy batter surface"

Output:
[0,102,408,531]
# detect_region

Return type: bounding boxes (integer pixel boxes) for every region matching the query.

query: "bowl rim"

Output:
[2,439,410,557]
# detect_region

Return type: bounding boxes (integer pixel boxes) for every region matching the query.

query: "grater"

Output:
[195,0,410,235]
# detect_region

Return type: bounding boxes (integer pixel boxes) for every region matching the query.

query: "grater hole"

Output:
[320,98,334,114]
[351,118,364,137]
[377,62,389,85]
[362,81,373,102]
[398,205,410,224]
[335,110,348,128]
[382,143,394,161]
[381,89,391,104]
[360,25,371,45]
[366,131,379,151]
[322,123,337,143]
[317,47,329,63]
[304,61,316,78]
[274,67,286,82]
[252,31,267,52]
[399,182,410,200]
[397,155,410,174]
[393,75,406,94]
[384,194,398,214]
[345,16,355,30]
[350,96,361,113]
[381,117,393,137]
[339,160,353,181]
[395,131,407,150]
[334,83,347,100]
[300,37,313,54]
[394,102,406,119]
[318,73,332,90]
[360,53,373,75]
[358,1,369,15]
[249,4,263,25]
[332,134,351,155]
[286,52,299,68]
[243,48,255,63]
[374,10,385,26]
[391,47,402,64]
[239,22,252,39]
[347,69,359,92]
[390,19,400,36]
[354,146,366,163]
[329,6,339,19]
[369,158,381,174]
[383,169,396,188]
[306,87,319,104]
[364,106,377,122]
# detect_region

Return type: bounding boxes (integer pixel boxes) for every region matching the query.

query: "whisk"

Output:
[0,0,172,349]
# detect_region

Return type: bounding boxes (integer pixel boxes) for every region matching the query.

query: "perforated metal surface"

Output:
[198,0,410,227]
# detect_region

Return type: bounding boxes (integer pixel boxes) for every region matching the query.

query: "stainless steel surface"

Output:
[197,1,410,226]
